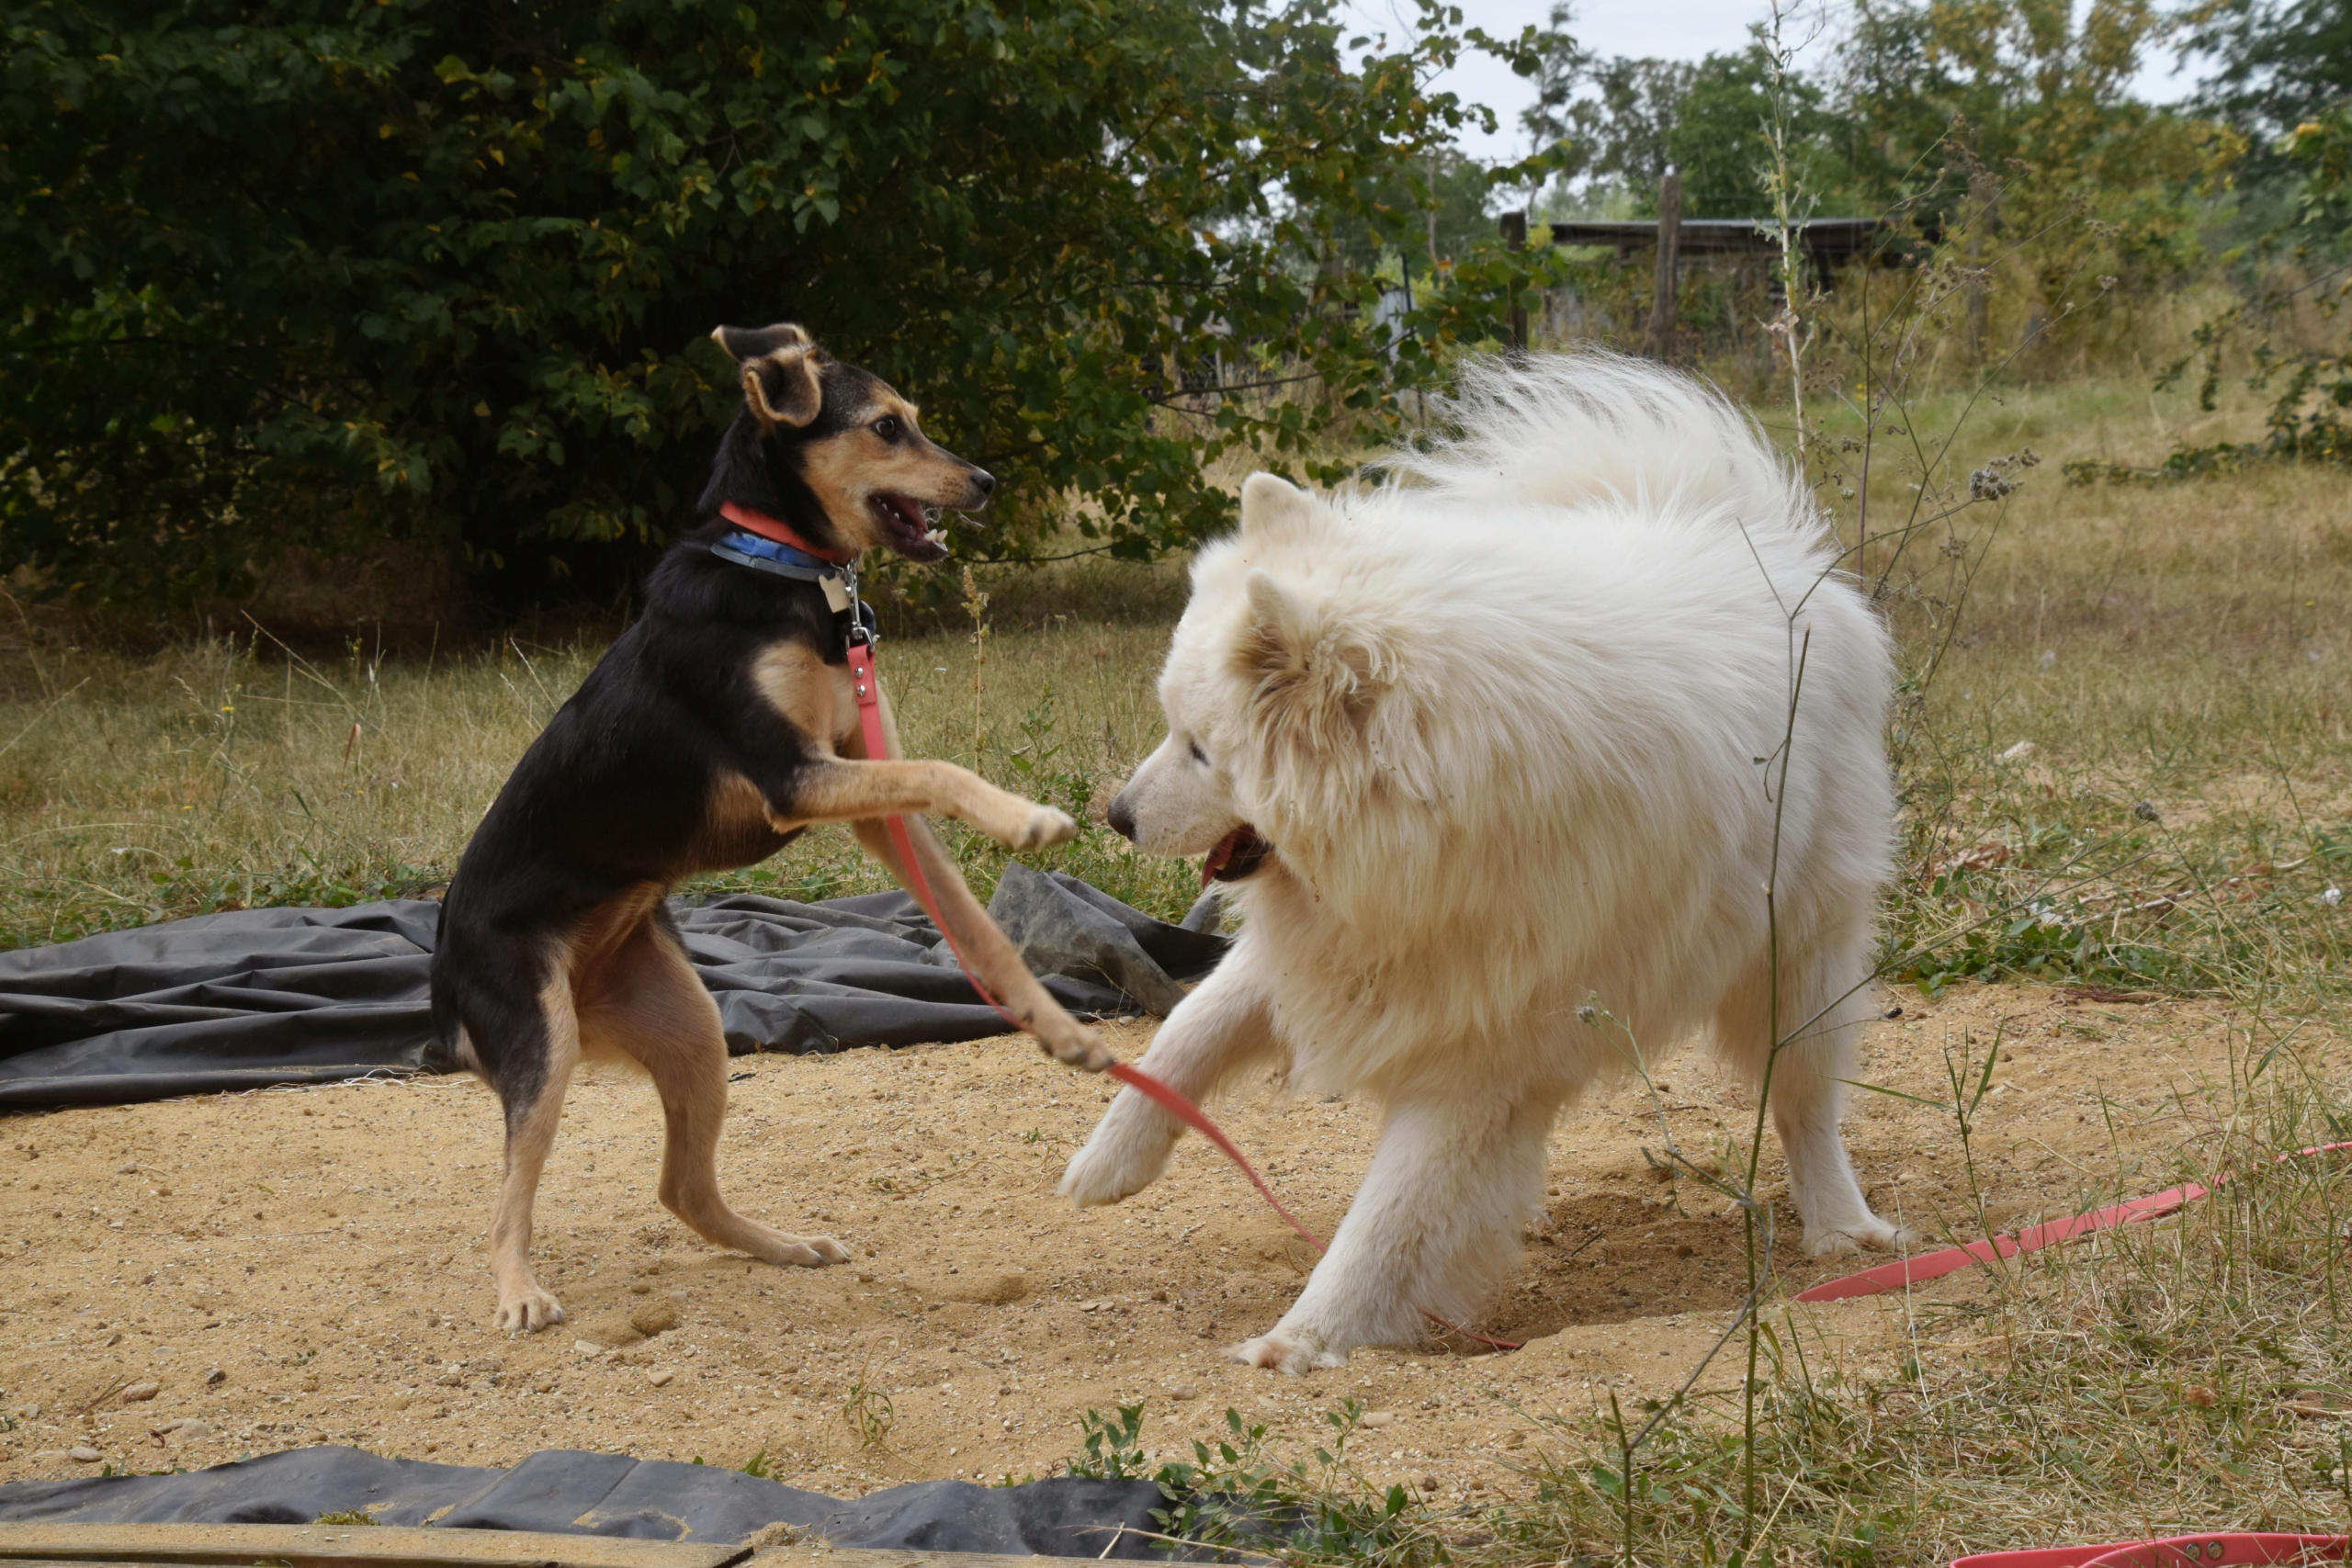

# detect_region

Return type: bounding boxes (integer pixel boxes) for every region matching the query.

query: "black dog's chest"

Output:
[684,768,805,873]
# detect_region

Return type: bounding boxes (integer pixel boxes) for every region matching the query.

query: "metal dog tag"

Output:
[820,574,853,613]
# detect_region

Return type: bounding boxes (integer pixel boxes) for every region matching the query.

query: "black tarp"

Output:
[0,867,1226,1109]
[0,1444,1206,1557]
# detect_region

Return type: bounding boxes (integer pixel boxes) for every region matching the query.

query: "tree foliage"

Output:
[0,0,1546,612]
[2187,0,2352,150]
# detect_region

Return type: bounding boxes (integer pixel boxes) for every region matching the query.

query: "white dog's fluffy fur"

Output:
[1062,352,1909,1373]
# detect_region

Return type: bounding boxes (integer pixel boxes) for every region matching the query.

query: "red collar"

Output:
[718,502,857,566]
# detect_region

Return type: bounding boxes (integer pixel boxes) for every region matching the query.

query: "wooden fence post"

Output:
[1646,167,1682,360]
[1500,209,1529,352]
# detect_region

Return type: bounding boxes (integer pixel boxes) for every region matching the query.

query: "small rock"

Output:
[629,1300,679,1337]
[530,1375,558,1394]
[1360,1410,1395,1428]
[121,1382,161,1404]
[647,1368,675,1388]
[69,1446,102,1462]
[386,1393,413,1411]
[168,1420,209,1445]
[1998,739,2036,762]
[629,1280,652,1296]
[204,1367,226,1386]
[1168,1384,1198,1401]
[573,1338,608,1358]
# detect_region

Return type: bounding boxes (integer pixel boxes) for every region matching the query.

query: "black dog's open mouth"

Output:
[1202,825,1272,886]
[870,493,949,562]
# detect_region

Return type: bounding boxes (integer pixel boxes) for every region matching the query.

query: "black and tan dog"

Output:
[431,322,1110,1333]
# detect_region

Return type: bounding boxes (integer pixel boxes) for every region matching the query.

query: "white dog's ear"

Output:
[1233,570,1391,746]
[1238,472,1320,546]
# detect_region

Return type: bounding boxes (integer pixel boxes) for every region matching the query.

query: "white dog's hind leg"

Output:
[1060,953,1276,1207]
[1232,1089,1555,1374]
[1713,927,1912,1257]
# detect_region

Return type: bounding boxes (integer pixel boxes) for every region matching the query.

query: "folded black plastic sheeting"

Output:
[0,1444,1213,1558]
[0,867,1227,1110]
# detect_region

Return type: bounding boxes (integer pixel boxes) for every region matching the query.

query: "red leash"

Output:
[1798,1141,2352,1303]
[843,635,1518,1353]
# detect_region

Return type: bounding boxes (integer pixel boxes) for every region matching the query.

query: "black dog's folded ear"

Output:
[709,322,811,361]
[711,323,822,430]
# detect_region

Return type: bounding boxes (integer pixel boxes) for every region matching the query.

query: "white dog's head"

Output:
[1107,473,1418,886]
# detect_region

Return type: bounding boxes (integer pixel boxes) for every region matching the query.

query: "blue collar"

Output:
[704,527,876,647]
[707,527,851,582]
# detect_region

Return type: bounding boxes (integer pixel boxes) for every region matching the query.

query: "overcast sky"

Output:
[1399,0,2204,163]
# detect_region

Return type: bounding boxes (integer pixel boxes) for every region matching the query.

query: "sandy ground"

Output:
[0,981,2288,1511]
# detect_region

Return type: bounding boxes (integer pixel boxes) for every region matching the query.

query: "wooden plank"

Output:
[0,1528,1116,1568]
[0,1524,743,1568]
[0,1557,1099,1568]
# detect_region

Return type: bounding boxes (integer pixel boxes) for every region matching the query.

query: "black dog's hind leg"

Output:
[469,965,580,1333]
[578,916,849,1269]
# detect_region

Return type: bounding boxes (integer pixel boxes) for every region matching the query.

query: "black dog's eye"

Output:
[1188,739,1208,764]
[874,415,903,443]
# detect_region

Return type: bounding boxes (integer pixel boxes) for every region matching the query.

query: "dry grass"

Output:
[1,369,2348,1563]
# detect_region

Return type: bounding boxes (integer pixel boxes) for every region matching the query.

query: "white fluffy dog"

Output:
[1063,352,1910,1373]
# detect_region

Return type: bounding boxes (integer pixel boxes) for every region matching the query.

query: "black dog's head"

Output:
[698,322,993,563]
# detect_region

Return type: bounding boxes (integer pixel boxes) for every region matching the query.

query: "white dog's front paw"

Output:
[493,1282,564,1334]
[1227,1327,1347,1375]
[1057,1122,1171,1207]
[1804,1213,1917,1257]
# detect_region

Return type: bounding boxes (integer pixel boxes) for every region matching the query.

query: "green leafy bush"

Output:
[0,0,1549,612]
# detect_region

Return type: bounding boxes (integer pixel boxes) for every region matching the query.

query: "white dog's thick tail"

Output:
[1385,351,1817,544]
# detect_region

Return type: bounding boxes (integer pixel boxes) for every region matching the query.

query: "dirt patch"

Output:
[0,984,2281,1508]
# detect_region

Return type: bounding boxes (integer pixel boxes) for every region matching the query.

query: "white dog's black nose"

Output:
[1106,794,1136,840]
